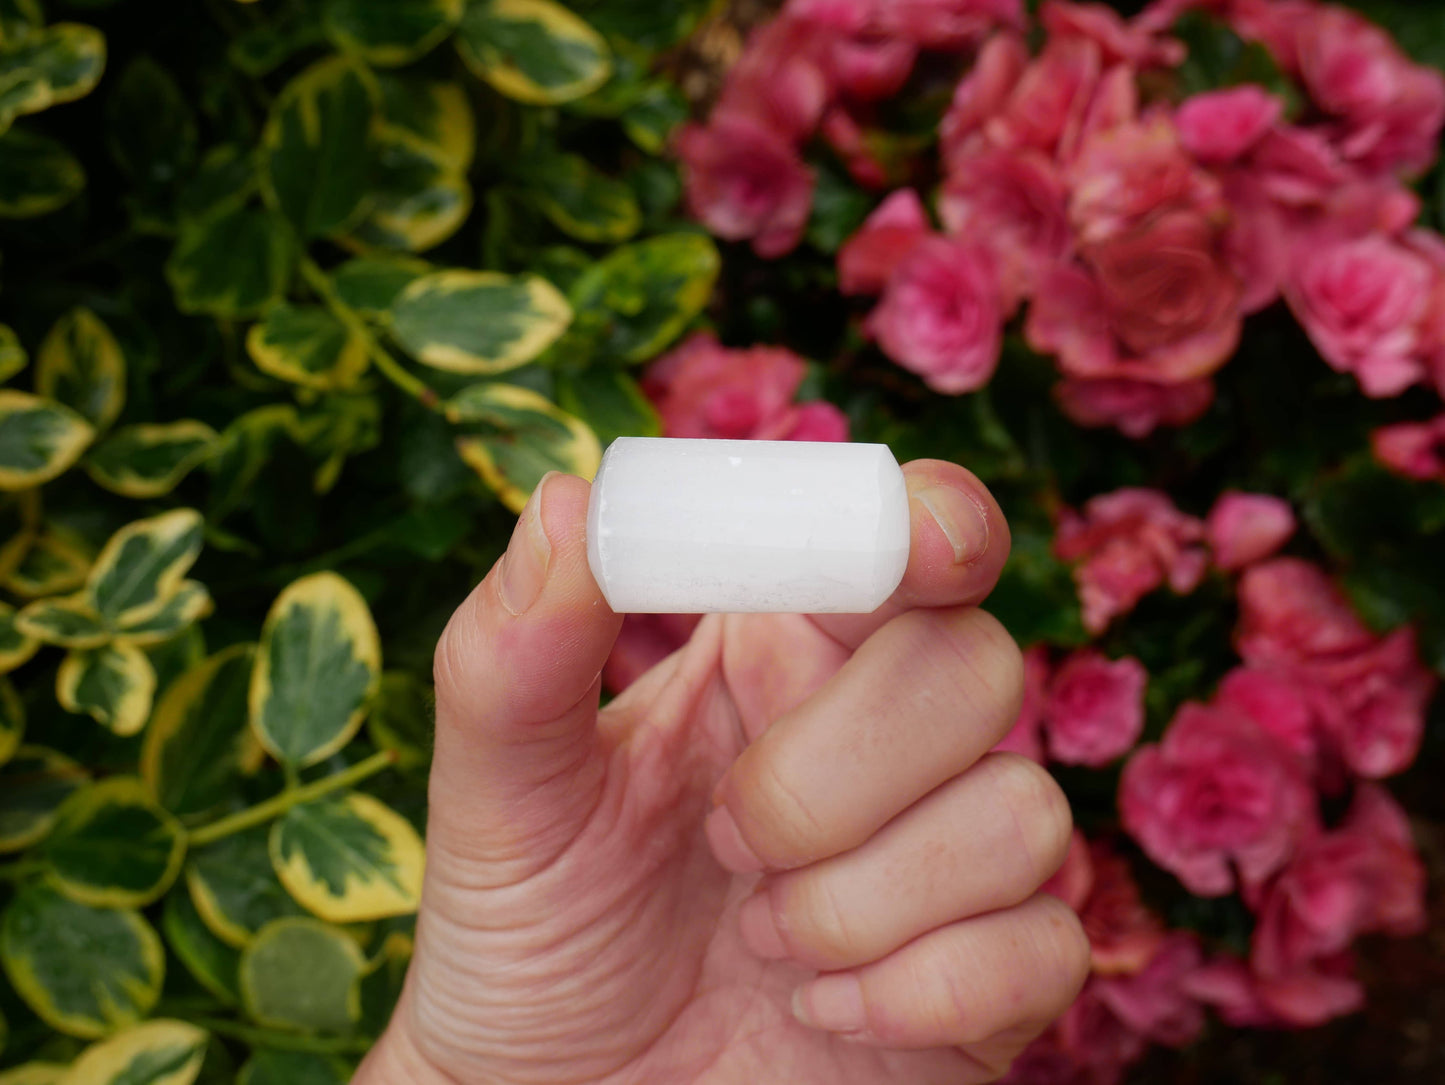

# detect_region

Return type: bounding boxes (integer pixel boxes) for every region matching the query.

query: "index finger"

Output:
[809,459,1011,649]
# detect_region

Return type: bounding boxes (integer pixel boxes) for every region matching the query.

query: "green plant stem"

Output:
[0,859,41,882]
[190,750,398,847]
[192,1017,374,1055]
[298,256,439,409]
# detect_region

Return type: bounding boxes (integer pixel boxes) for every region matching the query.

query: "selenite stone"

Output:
[586,437,911,614]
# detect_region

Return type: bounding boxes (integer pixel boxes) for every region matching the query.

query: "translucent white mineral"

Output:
[586,437,910,614]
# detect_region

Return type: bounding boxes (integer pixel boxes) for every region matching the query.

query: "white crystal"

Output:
[586,437,910,614]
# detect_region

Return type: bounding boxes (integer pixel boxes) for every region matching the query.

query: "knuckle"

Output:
[985,753,1075,887]
[930,609,1026,725]
[735,751,828,866]
[779,873,866,966]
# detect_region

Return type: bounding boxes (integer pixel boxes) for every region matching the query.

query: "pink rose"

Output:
[1252,785,1426,981]
[754,400,851,442]
[818,108,892,189]
[1185,951,1364,1029]
[865,237,1004,394]
[1079,840,1165,977]
[875,0,1025,49]
[837,189,931,295]
[1251,123,1350,207]
[987,35,1102,159]
[939,33,1028,167]
[1205,491,1296,571]
[826,35,917,102]
[715,18,830,141]
[1055,376,1214,438]
[1180,956,1285,1028]
[1294,6,1445,176]
[1005,982,1148,1085]
[1372,414,1445,481]
[1120,702,1317,896]
[1055,488,1208,633]
[643,333,808,440]
[1040,0,1185,68]
[1236,558,1375,666]
[1176,84,1282,163]
[603,613,702,694]
[1220,172,1287,313]
[938,145,1071,299]
[1216,666,1319,769]
[994,644,1051,763]
[1041,829,1095,911]
[1286,233,1434,395]
[676,115,815,258]
[1043,651,1148,766]
[1093,934,1206,1047]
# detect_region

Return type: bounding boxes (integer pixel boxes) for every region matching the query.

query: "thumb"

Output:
[427,472,622,884]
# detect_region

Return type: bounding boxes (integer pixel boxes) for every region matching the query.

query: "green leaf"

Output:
[249,572,381,768]
[206,405,304,522]
[162,890,241,1008]
[0,1064,66,1085]
[988,533,1090,650]
[569,233,719,364]
[569,0,710,50]
[176,145,256,225]
[366,671,433,770]
[56,643,157,737]
[0,490,38,583]
[260,56,377,240]
[229,8,326,78]
[86,508,205,628]
[0,128,83,218]
[295,393,383,495]
[448,382,602,512]
[390,269,572,374]
[555,366,660,447]
[456,0,611,105]
[41,777,185,908]
[0,601,39,672]
[271,793,424,923]
[106,56,196,189]
[185,828,305,950]
[0,391,95,490]
[140,645,260,817]
[345,130,471,254]
[246,304,369,391]
[112,580,211,646]
[60,1019,207,1085]
[330,256,430,316]
[0,746,88,853]
[0,0,42,46]
[0,22,106,131]
[322,0,462,67]
[36,307,126,432]
[375,73,475,173]
[238,918,364,1034]
[0,673,20,767]
[621,82,688,154]
[527,152,639,243]
[14,593,109,649]
[0,884,163,1039]
[0,324,27,383]
[84,420,219,498]
[166,207,295,320]
[3,525,90,599]
[237,1049,350,1085]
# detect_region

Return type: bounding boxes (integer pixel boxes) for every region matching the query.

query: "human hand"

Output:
[355,461,1089,1085]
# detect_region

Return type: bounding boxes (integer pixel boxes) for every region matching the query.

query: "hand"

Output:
[356,461,1089,1085]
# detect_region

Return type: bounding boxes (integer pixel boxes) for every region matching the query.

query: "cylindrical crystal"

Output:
[586,437,910,614]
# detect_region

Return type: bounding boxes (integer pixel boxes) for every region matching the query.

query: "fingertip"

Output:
[900,461,1011,599]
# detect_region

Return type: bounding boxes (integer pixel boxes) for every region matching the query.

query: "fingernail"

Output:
[498,475,554,616]
[737,890,788,960]
[793,974,866,1033]
[915,484,990,565]
[704,806,765,874]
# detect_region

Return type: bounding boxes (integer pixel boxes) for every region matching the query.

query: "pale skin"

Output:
[355,460,1090,1085]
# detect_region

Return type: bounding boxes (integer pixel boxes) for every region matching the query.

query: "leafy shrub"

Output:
[0,0,714,1078]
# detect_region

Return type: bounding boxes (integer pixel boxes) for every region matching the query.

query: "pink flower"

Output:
[1040,0,1185,68]
[837,189,931,295]
[1042,829,1095,911]
[754,400,851,442]
[865,237,1004,394]
[603,613,702,694]
[1093,934,1206,1047]
[1079,840,1165,976]
[715,18,830,141]
[940,33,1027,166]
[1205,491,1296,571]
[643,333,809,440]
[1220,172,1287,313]
[1119,701,1317,896]
[818,108,892,189]
[1043,651,1147,766]
[826,35,917,102]
[1236,558,1375,666]
[875,0,1025,49]
[1055,488,1208,633]
[1181,956,1286,1028]
[1251,123,1350,207]
[1372,414,1445,481]
[994,645,1051,763]
[938,145,1072,299]
[1005,982,1148,1085]
[1055,376,1214,438]
[987,35,1102,160]
[1294,6,1445,176]
[1284,233,1433,396]
[1216,666,1319,769]
[1186,951,1365,1029]
[1176,85,1282,163]
[1252,785,1426,980]
[676,115,814,258]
